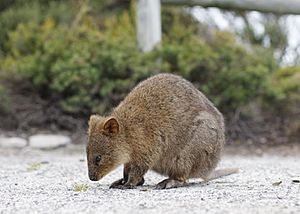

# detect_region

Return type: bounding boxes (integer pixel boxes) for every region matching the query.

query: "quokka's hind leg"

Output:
[155,164,190,189]
[154,160,190,189]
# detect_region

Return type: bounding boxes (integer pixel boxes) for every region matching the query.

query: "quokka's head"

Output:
[86,115,127,181]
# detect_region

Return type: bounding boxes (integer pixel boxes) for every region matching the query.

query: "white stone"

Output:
[29,134,71,149]
[0,137,27,148]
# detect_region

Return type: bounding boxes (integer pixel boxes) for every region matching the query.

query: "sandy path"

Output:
[0,146,299,214]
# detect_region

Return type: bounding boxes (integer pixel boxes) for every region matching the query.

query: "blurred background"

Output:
[0,0,299,146]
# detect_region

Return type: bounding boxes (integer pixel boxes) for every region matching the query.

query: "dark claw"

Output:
[109,178,125,189]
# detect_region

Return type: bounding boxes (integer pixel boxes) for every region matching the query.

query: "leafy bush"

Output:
[153,30,272,112]
[0,0,77,55]
[266,67,300,114]
[1,11,157,114]
[264,67,300,139]
[0,6,276,116]
[201,32,271,111]
[1,1,300,143]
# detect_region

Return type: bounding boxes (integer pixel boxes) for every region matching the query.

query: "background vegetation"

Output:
[0,0,299,144]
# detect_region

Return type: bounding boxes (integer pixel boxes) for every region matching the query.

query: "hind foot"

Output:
[155,178,186,189]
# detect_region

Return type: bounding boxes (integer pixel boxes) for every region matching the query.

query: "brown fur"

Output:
[87,73,234,189]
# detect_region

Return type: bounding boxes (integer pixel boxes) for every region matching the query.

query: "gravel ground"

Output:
[1,145,300,214]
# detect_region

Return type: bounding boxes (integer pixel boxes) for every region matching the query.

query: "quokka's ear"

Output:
[102,117,119,136]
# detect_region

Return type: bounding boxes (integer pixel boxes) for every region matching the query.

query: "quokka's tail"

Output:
[204,168,239,182]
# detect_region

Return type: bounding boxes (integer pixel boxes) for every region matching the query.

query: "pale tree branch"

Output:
[162,0,300,15]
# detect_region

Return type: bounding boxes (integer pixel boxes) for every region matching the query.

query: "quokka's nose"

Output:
[89,173,97,181]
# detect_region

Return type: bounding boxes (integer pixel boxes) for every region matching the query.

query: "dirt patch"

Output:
[0,145,299,214]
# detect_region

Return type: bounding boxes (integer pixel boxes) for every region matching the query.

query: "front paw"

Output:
[109,178,125,189]
[110,183,136,190]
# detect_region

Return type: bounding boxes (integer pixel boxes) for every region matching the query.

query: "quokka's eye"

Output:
[95,155,101,162]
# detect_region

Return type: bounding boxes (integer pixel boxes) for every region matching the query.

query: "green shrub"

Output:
[266,67,300,114]
[0,0,77,55]
[201,32,271,111]
[154,30,272,112]
[0,6,275,116]
[264,67,300,139]
[1,11,157,114]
